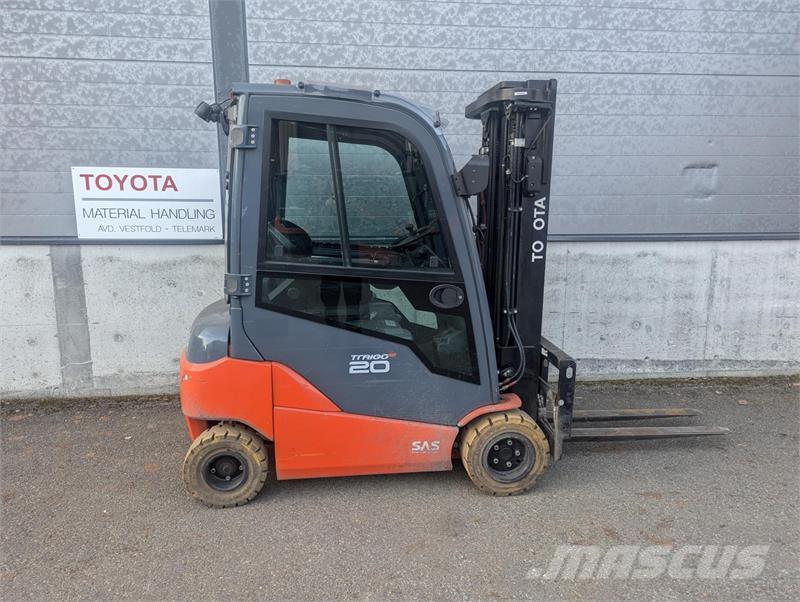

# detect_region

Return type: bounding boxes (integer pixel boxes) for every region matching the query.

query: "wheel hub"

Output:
[203,452,248,492]
[483,434,536,483]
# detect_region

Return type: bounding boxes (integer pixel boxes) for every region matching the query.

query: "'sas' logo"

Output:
[411,440,440,453]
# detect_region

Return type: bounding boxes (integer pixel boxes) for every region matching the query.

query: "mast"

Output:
[465,80,558,394]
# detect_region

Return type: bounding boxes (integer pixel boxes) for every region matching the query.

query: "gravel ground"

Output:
[1,376,798,600]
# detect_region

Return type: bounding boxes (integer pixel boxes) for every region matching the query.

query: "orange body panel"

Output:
[184,416,210,440]
[180,353,274,440]
[181,354,526,481]
[273,407,458,480]
[457,393,522,426]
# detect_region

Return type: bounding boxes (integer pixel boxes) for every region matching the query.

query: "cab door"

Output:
[232,91,497,425]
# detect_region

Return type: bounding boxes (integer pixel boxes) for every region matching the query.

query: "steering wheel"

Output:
[389,222,437,249]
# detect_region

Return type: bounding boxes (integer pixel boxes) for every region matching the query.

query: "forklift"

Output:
[182,79,728,508]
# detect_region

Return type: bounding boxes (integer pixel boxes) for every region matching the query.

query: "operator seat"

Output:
[268,217,313,260]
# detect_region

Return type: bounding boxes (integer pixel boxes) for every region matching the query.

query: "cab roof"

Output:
[230,81,442,129]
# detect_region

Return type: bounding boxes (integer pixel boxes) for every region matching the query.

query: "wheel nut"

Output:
[515,450,521,456]
[239,465,244,471]
[506,439,512,446]
[210,468,216,473]
[506,461,512,467]
[225,476,231,481]
[493,458,499,464]
[494,445,499,451]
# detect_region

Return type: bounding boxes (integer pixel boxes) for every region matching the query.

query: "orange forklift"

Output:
[182,80,727,507]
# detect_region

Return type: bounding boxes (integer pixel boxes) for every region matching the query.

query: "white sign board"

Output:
[71,167,223,240]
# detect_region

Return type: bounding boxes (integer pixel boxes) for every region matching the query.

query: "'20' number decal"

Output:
[348,360,391,374]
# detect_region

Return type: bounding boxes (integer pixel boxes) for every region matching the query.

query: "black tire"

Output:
[182,423,269,508]
[460,409,550,496]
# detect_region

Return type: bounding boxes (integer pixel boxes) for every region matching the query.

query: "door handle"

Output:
[429,284,465,309]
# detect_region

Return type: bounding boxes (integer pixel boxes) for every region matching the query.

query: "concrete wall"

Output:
[1,0,798,398]
[0,247,62,394]
[542,240,799,377]
[0,245,225,399]
[1,240,796,399]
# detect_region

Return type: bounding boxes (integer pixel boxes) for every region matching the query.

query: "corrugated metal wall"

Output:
[1,1,217,238]
[1,0,799,240]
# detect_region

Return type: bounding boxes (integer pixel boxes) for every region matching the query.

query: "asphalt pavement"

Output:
[1,376,798,600]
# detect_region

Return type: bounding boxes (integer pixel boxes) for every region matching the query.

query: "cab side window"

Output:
[258,272,478,383]
[264,121,342,265]
[262,120,451,271]
[338,141,414,249]
[258,119,477,384]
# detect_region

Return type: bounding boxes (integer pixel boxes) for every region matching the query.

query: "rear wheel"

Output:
[182,423,269,508]
[460,409,550,496]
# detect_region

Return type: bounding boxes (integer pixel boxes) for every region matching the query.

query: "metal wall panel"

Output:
[1,0,798,240]
[0,0,217,239]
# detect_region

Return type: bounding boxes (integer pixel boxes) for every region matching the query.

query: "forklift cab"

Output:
[222,82,501,424]
[181,80,726,508]
[180,82,528,501]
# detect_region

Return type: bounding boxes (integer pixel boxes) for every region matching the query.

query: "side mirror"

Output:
[194,100,230,135]
[194,101,216,122]
[454,155,489,197]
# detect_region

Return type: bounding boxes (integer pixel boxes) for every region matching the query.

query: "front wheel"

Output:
[182,423,269,508]
[460,410,550,496]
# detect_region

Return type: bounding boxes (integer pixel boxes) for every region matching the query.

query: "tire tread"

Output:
[182,423,269,508]
[460,409,550,496]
